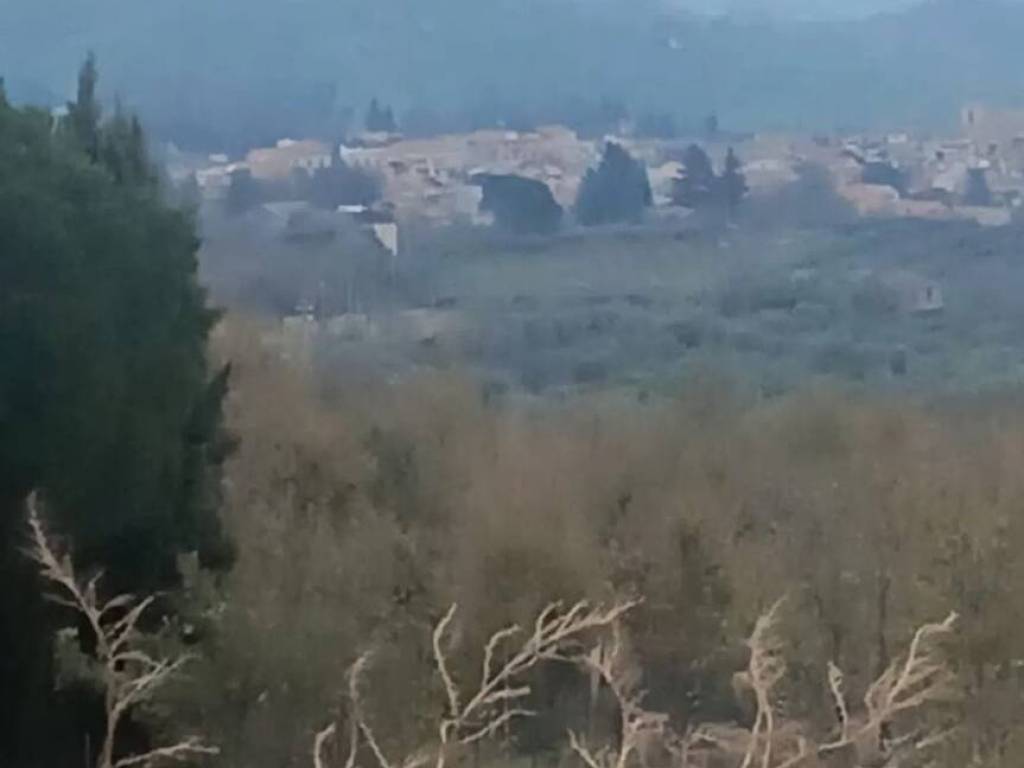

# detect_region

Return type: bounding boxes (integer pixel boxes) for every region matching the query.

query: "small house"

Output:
[878,271,944,314]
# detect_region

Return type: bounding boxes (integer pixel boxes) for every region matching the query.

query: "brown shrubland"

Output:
[146,318,1024,767]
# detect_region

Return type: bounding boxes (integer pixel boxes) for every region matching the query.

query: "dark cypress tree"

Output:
[99,104,154,187]
[0,57,231,766]
[720,147,748,214]
[225,167,263,216]
[66,52,102,161]
[477,173,563,234]
[575,142,652,226]
[366,98,397,133]
[672,144,717,209]
[306,153,382,209]
[704,112,720,139]
[366,98,381,131]
[964,167,993,206]
[861,160,906,195]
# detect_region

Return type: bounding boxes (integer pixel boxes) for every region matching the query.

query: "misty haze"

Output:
[4,2,1024,768]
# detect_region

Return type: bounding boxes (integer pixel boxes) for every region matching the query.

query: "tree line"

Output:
[481,141,748,235]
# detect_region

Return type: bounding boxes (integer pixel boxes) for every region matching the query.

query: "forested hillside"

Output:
[4,0,1024,149]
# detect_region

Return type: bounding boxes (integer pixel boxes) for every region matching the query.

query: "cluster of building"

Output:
[166,102,1024,244]
[822,104,1024,226]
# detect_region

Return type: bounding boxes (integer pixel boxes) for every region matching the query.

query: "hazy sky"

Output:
[673,0,921,18]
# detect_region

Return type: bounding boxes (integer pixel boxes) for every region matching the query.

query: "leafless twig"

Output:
[316,600,637,768]
[27,496,218,768]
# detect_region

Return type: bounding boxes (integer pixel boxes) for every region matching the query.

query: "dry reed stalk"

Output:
[315,599,638,768]
[27,495,218,768]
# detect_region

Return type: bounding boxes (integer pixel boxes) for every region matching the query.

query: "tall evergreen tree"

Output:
[575,142,652,226]
[99,105,153,187]
[704,112,720,139]
[477,173,563,234]
[0,57,231,766]
[964,167,993,206]
[672,144,717,209]
[305,153,382,209]
[66,52,102,161]
[225,167,263,216]
[720,146,748,214]
[366,98,381,131]
[366,98,397,133]
[861,160,906,195]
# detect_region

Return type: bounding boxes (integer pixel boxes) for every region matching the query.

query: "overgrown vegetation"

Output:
[575,142,652,226]
[12,51,1024,768]
[124,320,1024,768]
[477,173,563,235]
[0,58,228,766]
[671,144,748,215]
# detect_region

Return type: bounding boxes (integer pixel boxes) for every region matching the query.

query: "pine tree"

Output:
[366,98,381,131]
[477,173,563,234]
[964,167,992,206]
[0,57,231,764]
[99,104,153,187]
[67,52,102,161]
[704,112,719,139]
[720,146,748,214]
[366,98,397,133]
[225,168,263,215]
[575,142,652,226]
[672,144,717,209]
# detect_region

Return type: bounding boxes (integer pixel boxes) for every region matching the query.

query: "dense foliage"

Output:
[225,157,382,217]
[477,173,563,235]
[575,142,652,226]
[365,98,398,134]
[672,144,748,214]
[0,59,229,766]
[163,321,1024,768]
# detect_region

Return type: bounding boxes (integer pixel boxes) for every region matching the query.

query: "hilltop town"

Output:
[170,102,1024,237]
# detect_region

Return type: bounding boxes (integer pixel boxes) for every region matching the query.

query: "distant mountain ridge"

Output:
[2,0,1022,149]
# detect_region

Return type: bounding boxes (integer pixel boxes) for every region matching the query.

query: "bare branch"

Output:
[826,661,849,743]
[568,730,606,768]
[313,724,337,768]
[324,600,638,768]
[460,707,537,745]
[863,612,957,733]
[432,604,461,722]
[113,738,218,768]
[740,598,787,768]
[359,721,394,768]
[482,625,521,685]
[26,496,215,768]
